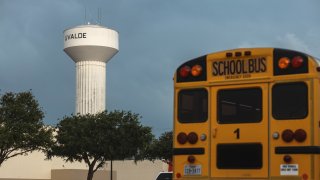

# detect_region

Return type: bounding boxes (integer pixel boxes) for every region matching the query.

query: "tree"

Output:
[49,110,154,180]
[0,91,54,166]
[148,131,173,171]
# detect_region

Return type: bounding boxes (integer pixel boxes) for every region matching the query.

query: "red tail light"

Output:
[188,132,198,144]
[177,132,188,144]
[294,129,307,142]
[282,129,294,142]
[179,66,191,78]
[291,56,304,68]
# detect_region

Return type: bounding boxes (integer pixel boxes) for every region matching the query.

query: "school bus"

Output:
[173,48,320,180]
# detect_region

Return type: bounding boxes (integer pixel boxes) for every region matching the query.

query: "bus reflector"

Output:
[294,129,307,142]
[272,132,280,139]
[292,56,304,68]
[191,65,202,77]
[278,57,290,69]
[177,132,188,144]
[282,129,294,142]
[179,66,191,78]
[200,133,207,141]
[188,132,198,144]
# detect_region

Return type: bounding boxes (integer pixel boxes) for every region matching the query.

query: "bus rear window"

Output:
[217,88,262,124]
[178,89,208,123]
[272,82,308,120]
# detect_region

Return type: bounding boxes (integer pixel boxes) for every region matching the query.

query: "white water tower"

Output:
[64,24,119,114]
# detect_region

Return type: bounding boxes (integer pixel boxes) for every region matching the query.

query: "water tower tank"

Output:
[64,24,119,114]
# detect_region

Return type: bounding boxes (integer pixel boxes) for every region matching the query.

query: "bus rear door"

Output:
[210,83,269,178]
[270,80,314,179]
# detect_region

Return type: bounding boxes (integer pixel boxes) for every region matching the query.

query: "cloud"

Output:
[276,33,311,53]
[237,42,263,49]
[237,32,319,57]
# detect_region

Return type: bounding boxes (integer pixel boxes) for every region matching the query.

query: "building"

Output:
[0,152,166,180]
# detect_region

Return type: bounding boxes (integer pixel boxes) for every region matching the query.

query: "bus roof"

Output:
[175,48,320,85]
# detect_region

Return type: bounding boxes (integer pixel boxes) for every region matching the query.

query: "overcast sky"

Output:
[1,0,320,136]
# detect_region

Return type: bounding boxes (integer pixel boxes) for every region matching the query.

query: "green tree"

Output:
[148,131,173,170]
[0,91,54,166]
[49,110,153,180]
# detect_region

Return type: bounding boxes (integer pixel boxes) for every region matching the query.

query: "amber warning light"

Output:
[278,57,290,69]
[176,56,207,82]
[179,64,203,78]
[191,65,203,77]
[278,56,304,69]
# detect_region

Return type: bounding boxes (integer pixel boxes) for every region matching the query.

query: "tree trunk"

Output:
[0,158,5,167]
[110,160,113,180]
[87,165,95,180]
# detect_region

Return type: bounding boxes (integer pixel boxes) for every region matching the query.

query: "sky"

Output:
[0,0,320,136]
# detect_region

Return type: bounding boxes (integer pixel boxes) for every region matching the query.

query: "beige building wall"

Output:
[0,151,166,180]
[51,169,114,180]
[0,179,48,180]
[112,160,167,180]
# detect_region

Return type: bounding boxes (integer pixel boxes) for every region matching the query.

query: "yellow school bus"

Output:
[173,48,320,180]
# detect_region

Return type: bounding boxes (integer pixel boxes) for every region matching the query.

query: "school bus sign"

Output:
[209,55,271,81]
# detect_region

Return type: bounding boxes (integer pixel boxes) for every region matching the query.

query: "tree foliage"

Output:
[49,110,153,180]
[148,131,173,163]
[0,91,54,166]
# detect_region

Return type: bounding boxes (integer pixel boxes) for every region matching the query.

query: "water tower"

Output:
[64,24,119,114]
